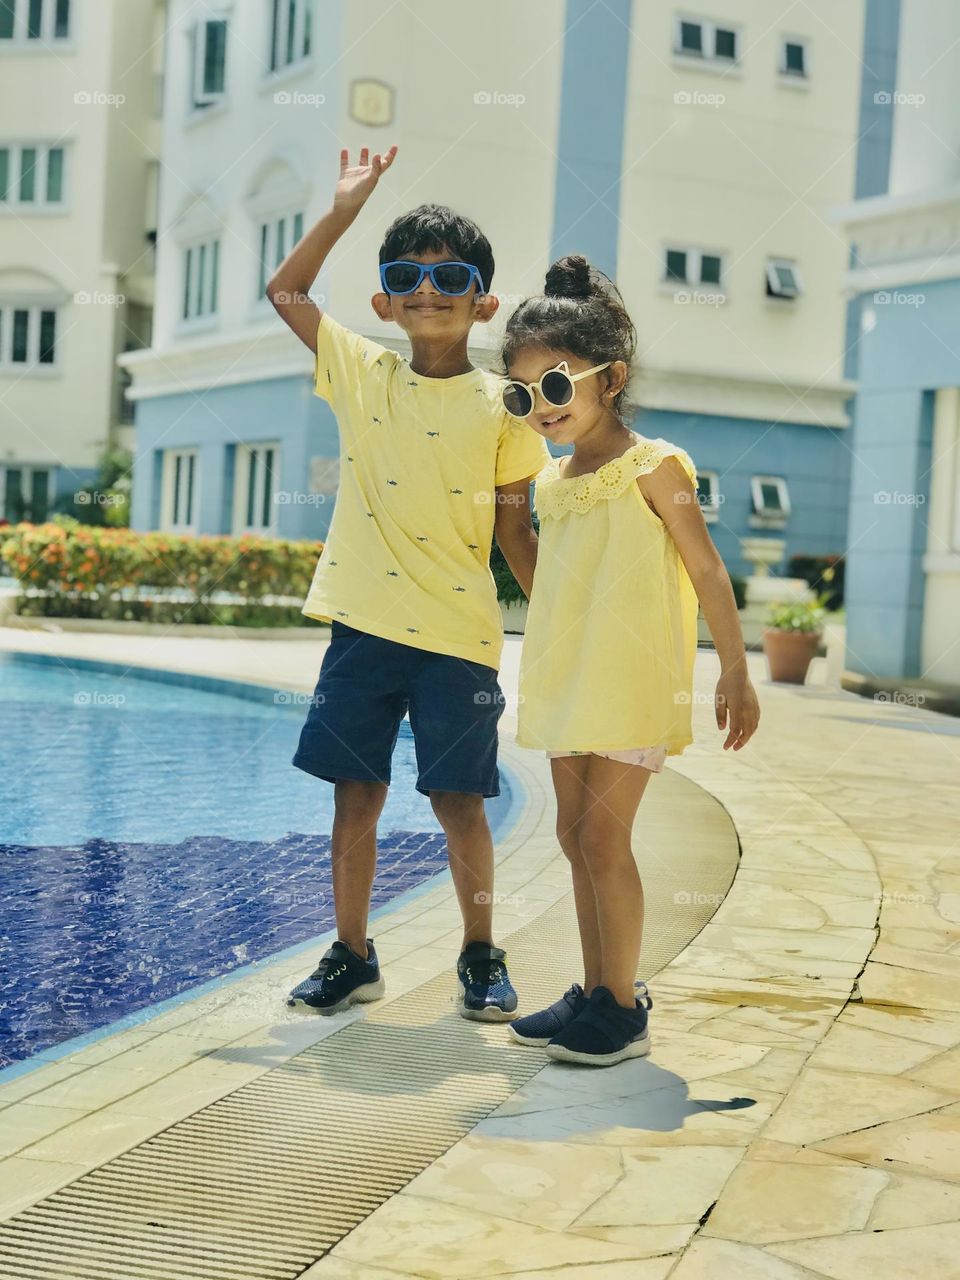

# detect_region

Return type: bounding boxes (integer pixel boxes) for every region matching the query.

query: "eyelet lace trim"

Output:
[534,437,694,519]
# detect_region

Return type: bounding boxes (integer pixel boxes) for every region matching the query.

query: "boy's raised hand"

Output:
[334,146,398,212]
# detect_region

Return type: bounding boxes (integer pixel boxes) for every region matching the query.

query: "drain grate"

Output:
[0,775,737,1279]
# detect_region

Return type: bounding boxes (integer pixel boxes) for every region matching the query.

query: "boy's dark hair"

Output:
[502,254,637,417]
[379,204,495,294]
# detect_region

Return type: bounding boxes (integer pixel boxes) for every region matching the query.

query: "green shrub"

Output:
[766,595,828,633]
[0,519,323,626]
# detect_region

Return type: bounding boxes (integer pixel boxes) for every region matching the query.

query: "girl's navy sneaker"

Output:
[287,938,385,1013]
[508,983,587,1046]
[545,981,653,1066]
[457,941,518,1022]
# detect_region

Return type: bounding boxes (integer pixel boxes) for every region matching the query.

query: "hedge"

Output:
[0,519,324,627]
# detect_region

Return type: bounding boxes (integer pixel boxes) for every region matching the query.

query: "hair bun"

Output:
[544,254,597,300]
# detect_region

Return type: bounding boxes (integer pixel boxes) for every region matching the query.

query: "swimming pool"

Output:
[0,652,517,1068]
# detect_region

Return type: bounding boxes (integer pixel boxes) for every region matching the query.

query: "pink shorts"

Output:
[546,746,667,773]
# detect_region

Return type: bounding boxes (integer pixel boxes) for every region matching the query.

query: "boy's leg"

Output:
[429,790,494,948]
[332,778,389,956]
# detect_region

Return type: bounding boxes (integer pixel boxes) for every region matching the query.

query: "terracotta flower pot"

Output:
[761,628,822,684]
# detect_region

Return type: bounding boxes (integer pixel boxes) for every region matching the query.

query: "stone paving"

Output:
[1,625,958,1278]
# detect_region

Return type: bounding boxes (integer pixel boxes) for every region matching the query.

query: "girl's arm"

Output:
[639,457,760,751]
[267,145,398,353]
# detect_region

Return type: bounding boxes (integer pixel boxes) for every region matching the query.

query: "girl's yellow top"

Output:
[517,434,700,756]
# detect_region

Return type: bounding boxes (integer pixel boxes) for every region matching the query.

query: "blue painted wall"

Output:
[845,277,960,678]
[632,409,851,581]
[132,375,338,540]
[551,0,633,278]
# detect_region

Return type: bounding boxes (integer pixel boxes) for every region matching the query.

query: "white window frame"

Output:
[160,448,199,533]
[750,475,791,527]
[780,36,810,81]
[267,0,313,75]
[181,236,220,325]
[257,208,303,297]
[766,257,803,300]
[0,141,67,211]
[696,469,721,523]
[0,0,72,45]
[0,300,59,370]
[673,15,740,66]
[0,463,53,522]
[191,16,229,110]
[233,442,279,535]
[662,245,725,290]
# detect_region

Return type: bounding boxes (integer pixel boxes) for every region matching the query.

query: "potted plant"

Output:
[762,596,827,684]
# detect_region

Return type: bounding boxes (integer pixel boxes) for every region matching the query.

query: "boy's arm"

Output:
[494,477,539,600]
[266,145,398,354]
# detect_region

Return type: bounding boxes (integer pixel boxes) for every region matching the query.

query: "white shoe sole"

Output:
[457,994,518,1023]
[545,1029,651,1066]
[507,1025,554,1046]
[288,976,385,1015]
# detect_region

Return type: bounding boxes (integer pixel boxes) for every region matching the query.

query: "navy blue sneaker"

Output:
[508,983,587,1046]
[456,941,518,1022]
[545,982,653,1066]
[287,939,385,1014]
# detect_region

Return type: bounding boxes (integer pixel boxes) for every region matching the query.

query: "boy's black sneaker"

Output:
[456,941,518,1022]
[545,981,653,1066]
[508,983,587,1046]
[287,938,385,1014]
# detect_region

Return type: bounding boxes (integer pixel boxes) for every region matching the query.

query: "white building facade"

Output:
[0,0,162,522]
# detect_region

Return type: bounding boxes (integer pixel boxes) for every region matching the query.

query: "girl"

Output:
[502,255,760,1066]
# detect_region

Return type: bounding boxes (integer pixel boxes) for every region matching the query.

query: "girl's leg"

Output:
[551,755,602,994]
[576,755,655,1008]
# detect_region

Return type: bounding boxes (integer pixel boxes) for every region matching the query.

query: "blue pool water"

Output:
[0,653,514,1068]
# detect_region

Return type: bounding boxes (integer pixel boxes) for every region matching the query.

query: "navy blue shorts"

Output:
[292,622,505,796]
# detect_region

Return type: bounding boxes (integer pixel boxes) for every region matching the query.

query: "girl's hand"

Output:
[715,669,760,751]
[334,146,398,212]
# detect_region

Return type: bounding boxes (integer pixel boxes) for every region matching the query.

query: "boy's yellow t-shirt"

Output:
[301,313,550,668]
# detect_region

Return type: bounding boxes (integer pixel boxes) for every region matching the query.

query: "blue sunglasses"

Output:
[379,260,485,297]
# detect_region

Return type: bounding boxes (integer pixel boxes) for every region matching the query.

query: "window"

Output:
[257,209,303,295]
[0,143,66,207]
[0,302,57,367]
[182,238,220,321]
[766,258,802,300]
[233,442,279,534]
[663,247,724,289]
[696,470,721,523]
[0,0,70,42]
[781,39,808,78]
[0,465,50,522]
[751,475,790,526]
[192,18,227,109]
[674,17,738,64]
[269,0,312,73]
[161,449,199,532]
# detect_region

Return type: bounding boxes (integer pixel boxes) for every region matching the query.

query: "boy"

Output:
[267,145,549,1020]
